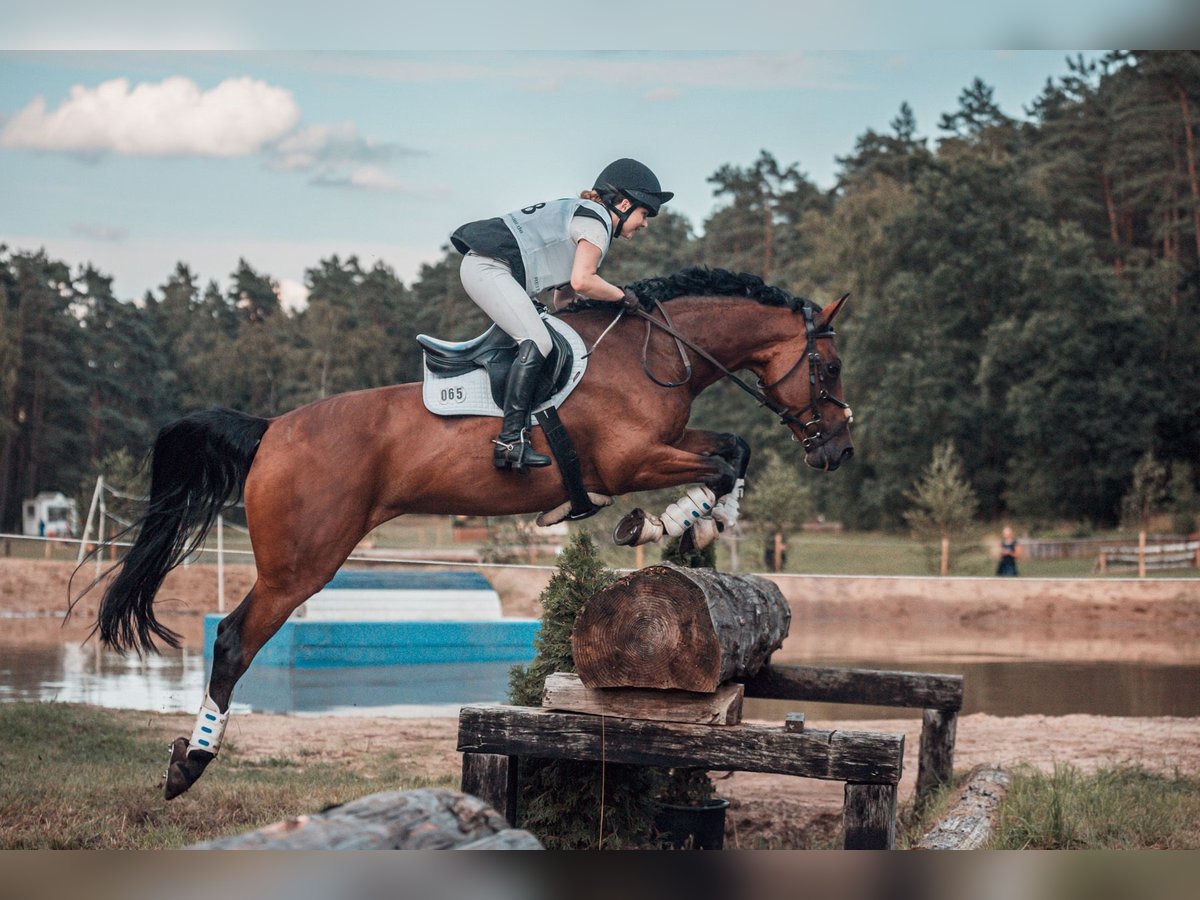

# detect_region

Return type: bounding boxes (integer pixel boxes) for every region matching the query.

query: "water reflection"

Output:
[2,642,1198,719]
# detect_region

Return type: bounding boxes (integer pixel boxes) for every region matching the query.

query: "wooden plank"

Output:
[742,664,964,711]
[461,752,518,826]
[843,783,897,850]
[916,709,958,810]
[541,673,743,725]
[458,706,904,784]
[916,766,1011,850]
[188,787,542,850]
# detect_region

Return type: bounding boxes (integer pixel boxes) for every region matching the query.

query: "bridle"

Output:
[628,296,853,453]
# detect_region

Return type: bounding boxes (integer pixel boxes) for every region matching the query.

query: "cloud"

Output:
[643,86,683,102]
[276,277,310,312]
[0,76,300,157]
[268,122,418,176]
[71,222,129,242]
[310,165,405,192]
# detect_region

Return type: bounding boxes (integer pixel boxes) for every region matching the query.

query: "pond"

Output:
[3,641,1198,720]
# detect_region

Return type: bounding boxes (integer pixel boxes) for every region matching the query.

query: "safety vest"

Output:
[502,198,612,295]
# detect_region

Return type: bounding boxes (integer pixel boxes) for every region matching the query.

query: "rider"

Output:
[450,158,673,473]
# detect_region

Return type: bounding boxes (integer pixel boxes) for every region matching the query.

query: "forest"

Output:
[2,51,1198,533]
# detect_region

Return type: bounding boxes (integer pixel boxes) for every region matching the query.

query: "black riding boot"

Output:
[493,340,553,473]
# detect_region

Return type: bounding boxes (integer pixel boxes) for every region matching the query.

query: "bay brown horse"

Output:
[88,267,852,798]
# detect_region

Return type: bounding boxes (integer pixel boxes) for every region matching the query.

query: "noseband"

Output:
[631,297,853,452]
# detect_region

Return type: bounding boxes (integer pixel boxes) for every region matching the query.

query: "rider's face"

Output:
[615,200,650,239]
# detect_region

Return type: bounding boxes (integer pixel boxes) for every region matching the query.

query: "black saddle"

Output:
[417,323,575,409]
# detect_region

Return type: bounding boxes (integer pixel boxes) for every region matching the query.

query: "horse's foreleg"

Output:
[612,434,743,549]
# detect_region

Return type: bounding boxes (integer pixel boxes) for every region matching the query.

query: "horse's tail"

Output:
[97,407,270,655]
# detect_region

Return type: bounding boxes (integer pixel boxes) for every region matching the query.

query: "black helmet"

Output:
[593,158,674,217]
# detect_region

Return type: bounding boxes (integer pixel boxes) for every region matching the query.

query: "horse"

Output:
[84,266,853,799]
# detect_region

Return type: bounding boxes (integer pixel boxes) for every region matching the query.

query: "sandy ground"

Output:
[4,558,1199,847]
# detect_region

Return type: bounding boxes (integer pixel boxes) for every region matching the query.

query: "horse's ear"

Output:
[817,293,850,329]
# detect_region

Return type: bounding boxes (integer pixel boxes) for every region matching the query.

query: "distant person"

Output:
[996,526,1021,576]
[449,158,673,473]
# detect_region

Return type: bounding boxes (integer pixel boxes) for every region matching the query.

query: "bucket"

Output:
[654,798,730,850]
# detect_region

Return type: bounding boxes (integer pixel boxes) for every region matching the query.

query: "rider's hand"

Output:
[620,287,641,311]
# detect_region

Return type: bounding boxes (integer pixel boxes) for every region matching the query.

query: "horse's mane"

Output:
[560,266,816,314]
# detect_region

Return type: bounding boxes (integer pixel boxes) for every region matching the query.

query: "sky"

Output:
[1,2,1192,310]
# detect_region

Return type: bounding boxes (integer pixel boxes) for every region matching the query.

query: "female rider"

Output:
[450,158,672,472]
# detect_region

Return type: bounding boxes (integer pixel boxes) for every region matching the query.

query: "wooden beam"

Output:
[461,752,519,826]
[458,706,903,784]
[189,787,542,850]
[916,709,958,810]
[742,664,964,711]
[843,783,897,850]
[541,673,744,725]
[916,766,1011,850]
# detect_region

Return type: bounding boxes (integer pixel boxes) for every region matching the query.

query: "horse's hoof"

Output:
[613,508,644,546]
[690,517,720,551]
[163,737,214,801]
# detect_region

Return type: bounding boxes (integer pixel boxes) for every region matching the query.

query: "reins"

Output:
[631,296,853,452]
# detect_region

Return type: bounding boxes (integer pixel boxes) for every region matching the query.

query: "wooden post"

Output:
[940,535,950,576]
[916,708,958,811]
[1098,551,1107,574]
[1138,530,1147,578]
[635,544,644,570]
[461,752,519,826]
[773,532,784,573]
[843,783,897,849]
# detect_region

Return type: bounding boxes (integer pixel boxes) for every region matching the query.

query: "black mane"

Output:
[560,266,816,314]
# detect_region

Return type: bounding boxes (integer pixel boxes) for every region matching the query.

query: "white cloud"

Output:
[0,76,300,157]
[276,277,310,312]
[311,165,405,192]
[643,86,683,102]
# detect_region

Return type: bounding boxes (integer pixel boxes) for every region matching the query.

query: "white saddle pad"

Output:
[421,316,588,417]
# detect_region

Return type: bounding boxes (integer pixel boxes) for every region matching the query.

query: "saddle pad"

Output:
[422,316,588,417]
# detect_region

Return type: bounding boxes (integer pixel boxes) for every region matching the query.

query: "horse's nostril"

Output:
[840,446,854,463]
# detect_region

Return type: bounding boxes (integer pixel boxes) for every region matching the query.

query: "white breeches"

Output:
[459,252,553,356]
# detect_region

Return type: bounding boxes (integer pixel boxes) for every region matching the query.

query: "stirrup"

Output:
[493,431,550,473]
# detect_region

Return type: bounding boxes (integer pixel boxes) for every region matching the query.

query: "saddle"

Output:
[417,323,575,409]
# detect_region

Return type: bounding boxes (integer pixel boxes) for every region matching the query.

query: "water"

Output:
[3,642,1198,719]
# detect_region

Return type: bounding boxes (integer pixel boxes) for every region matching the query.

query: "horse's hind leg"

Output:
[164,574,340,799]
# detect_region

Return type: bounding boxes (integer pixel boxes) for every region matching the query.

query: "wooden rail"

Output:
[741,664,964,810]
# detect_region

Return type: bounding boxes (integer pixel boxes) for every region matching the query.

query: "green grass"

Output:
[0,703,453,849]
[990,763,1200,849]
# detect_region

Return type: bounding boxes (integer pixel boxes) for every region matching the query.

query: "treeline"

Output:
[2,52,1199,532]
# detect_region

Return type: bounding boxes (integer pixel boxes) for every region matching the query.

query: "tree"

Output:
[836,102,932,190]
[903,441,978,575]
[1120,451,1169,531]
[742,451,814,572]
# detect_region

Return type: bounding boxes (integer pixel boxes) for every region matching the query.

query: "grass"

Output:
[990,763,1200,849]
[0,702,453,849]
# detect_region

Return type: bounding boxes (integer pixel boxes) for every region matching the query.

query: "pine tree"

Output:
[507,531,662,848]
[903,441,979,575]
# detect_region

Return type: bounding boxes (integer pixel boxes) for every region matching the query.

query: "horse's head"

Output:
[757,293,854,471]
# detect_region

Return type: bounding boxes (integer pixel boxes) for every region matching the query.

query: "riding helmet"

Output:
[594,158,674,216]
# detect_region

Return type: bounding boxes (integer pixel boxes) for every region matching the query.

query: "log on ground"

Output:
[188,787,543,850]
[916,766,1011,850]
[572,563,790,692]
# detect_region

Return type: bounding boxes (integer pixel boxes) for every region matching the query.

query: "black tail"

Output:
[96,407,269,655]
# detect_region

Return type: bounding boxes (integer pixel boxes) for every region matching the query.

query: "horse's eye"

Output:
[827,361,841,378]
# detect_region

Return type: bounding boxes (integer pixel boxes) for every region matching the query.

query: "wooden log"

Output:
[461,752,518,825]
[458,706,903,784]
[742,664,964,711]
[916,766,1011,850]
[542,672,743,725]
[188,787,542,850]
[916,708,958,810]
[843,783,897,850]
[572,563,790,692]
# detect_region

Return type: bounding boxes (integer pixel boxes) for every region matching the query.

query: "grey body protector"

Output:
[504,198,613,295]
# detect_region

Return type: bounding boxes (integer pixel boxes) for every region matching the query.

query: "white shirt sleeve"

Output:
[569,215,609,250]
